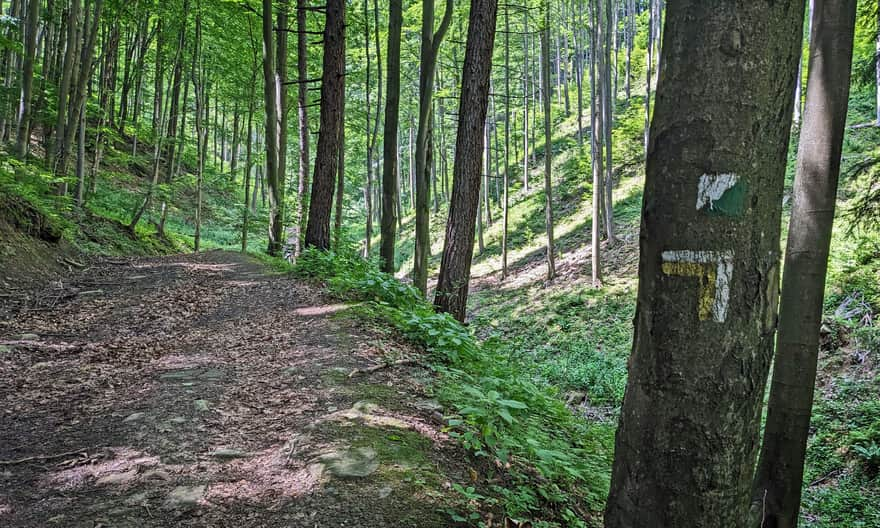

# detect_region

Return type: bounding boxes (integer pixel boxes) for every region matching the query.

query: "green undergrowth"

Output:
[292,248,613,527]
[0,153,181,255]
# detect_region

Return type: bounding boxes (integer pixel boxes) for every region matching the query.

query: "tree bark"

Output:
[277,0,289,249]
[304,0,345,250]
[604,1,805,526]
[433,0,498,322]
[14,0,39,157]
[540,11,556,281]
[602,0,615,243]
[294,0,310,257]
[334,88,346,248]
[751,2,856,526]
[379,0,402,272]
[192,0,206,253]
[502,4,511,280]
[413,0,455,294]
[51,0,81,189]
[262,0,283,255]
[590,0,604,287]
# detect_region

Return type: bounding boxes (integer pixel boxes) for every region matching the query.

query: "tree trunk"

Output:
[522,19,530,192]
[502,4,510,280]
[379,0,402,272]
[541,13,555,281]
[164,4,188,184]
[413,0,454,294]
[51,0,81,189]
[751,2,856,526]
[277,0,289,249]
[602,0,615,243]
[231,102,240,179]
[192,1,206,253]
[433,0,498,322]
[362,0,381,259]
[294,0,310,257]
[334,89,346,248]
[242,23,257,253]
[590,0,603,287]
[14,0,39,157]
[603,1,805,526]
[262,0,283,255]
[876,1,880,126]
[643,0,653,156]
[304,0,345,250]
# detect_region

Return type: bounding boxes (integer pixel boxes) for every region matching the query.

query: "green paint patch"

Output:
[706,180,747,217]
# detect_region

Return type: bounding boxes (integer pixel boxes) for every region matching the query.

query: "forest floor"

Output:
[0,251,480,528]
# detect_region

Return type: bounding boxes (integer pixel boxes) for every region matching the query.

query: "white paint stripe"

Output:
[661,250,734,323]
[697,173,739,211]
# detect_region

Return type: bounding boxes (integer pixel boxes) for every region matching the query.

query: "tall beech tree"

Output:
[752,1,857,526]
[261,0,284,255]
[380,0,402,272]
[604,1,805,526]
[294,0,310,257]
[305,0,345,250]
[434,0,498,322]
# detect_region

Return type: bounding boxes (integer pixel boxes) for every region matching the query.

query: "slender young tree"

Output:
[305,0,345,250]
[14,0,39,157]
[540,5,555,281]
[413,0,455,294]
[363,0,382,258]
[589,0,604,287]
[294,0,310,257]
[604,1,805,525]
[751,2,857,526]
[501,3,511,280]
[192,0,207,252]
[380,0,402,272]
[334,93,346,248]
[434,0,498,322]
[261,0,283,255]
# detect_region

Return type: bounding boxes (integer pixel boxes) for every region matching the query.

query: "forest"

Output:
[0,0,879,526]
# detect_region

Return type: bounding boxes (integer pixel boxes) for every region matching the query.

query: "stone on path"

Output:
[193,400,210,412]
[210,448,248,459]
[165,485,206,508]
[95,468,138,486]
[123,412,146,423]
[319,447,379,478]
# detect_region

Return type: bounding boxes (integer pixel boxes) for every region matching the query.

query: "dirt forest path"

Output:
[0,251,473,527]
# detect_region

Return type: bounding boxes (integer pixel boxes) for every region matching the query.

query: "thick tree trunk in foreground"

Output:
[604,2,805,526]
[433,0,498,322]
[380,0,402,272]
[751,2,856,526]
[305,0,345,250]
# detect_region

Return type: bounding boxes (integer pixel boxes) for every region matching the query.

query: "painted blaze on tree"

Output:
[604,2,805,527]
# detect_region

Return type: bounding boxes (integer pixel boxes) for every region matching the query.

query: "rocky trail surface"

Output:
[0,251,474,527]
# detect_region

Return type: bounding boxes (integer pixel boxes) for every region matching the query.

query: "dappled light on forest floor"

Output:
[0,252,482,527]
[294,304,349,316]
